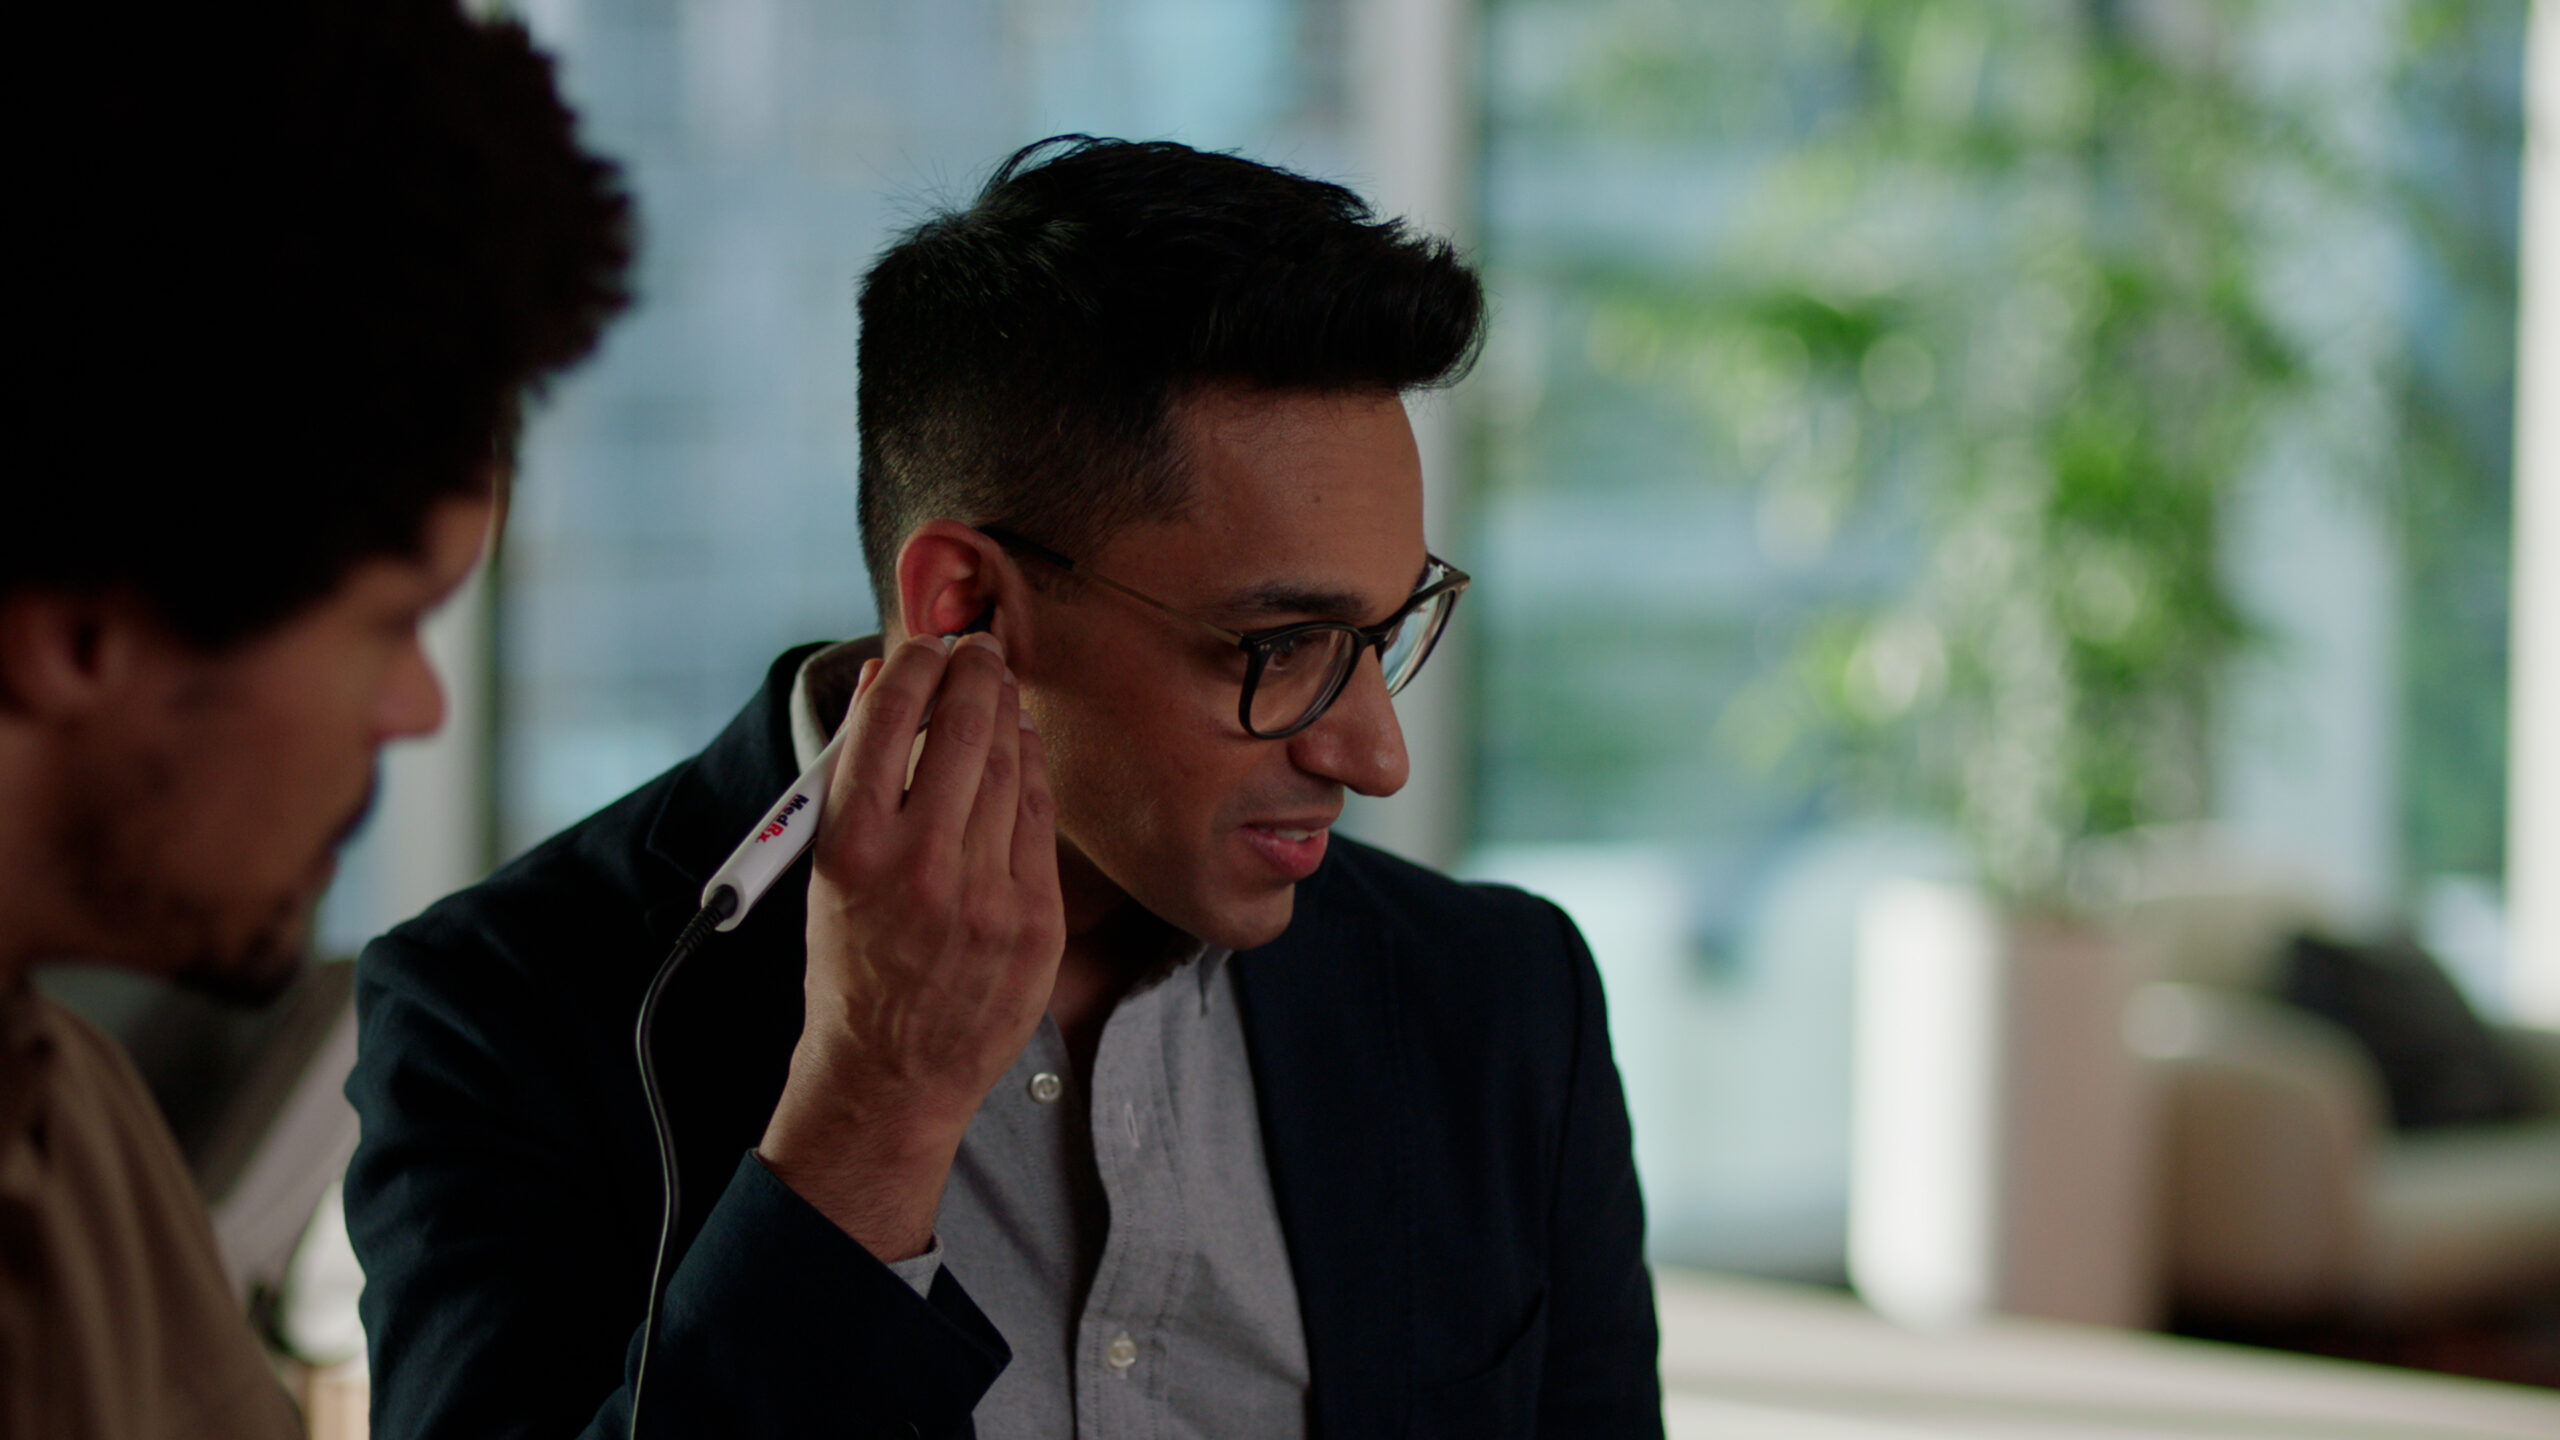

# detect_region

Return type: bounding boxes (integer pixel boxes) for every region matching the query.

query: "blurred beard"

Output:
[60,758,376,1007]
[171,895,312,1005]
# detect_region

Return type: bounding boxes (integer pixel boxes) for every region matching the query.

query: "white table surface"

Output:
[1655,1269,2560,1439]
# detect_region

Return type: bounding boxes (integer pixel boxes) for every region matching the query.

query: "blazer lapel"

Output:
[641,644,822,902]
[1234,856,1415,1440]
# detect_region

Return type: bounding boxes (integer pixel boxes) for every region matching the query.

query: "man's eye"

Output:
[1263,633,1317,673]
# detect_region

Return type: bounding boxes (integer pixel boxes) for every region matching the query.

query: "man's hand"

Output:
[757,631,1064,1262]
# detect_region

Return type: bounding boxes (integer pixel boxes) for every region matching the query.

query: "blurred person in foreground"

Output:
[0,3,631,1435]
[347,137,1662,1439]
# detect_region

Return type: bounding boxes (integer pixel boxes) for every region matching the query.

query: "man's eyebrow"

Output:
[1220,560,1436,623]
[1225,582,1368,620]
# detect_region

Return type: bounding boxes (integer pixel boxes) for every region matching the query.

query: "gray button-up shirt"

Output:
[791,642,1311,1440]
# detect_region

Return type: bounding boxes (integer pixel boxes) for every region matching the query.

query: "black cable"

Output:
[627,887,736,1440]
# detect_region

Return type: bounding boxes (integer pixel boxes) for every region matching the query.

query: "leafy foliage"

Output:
[1478,0,2520,897]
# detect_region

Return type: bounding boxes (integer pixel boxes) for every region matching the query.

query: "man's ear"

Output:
[0,590,130,718]
[893,522,1014,642]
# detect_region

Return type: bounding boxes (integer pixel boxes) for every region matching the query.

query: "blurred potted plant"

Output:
[1479,0,2519,1326]
[1692,1,2316,897]
[1570,0,2510,904]
[1532,0,2407,1326]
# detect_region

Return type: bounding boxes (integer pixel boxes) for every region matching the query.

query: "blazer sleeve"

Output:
[1535,900,1664,1439]
[343,927,1009,1440]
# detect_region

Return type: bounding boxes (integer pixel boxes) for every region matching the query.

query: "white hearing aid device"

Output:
[695,628,983,931]
[697,724,848,931]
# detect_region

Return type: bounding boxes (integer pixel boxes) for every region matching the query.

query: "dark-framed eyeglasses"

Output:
[978,526,1470,740]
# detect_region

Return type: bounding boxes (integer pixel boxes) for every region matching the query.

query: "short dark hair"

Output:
[10,0,633,648]
[856,136,1484,616]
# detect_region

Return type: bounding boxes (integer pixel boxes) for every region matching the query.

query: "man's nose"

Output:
[1287,648,1410,797]
[379,636,448,744]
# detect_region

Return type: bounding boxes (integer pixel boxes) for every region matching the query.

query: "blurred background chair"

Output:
[2088,827,2560,1338]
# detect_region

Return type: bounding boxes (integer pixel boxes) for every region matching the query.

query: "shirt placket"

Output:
[1073,980,1194,1440]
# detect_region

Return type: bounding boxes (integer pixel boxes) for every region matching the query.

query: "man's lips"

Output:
[1239,818,1333,880]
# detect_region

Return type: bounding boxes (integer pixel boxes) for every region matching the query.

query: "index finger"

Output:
[899,633,1011,837]
[835,636,951,823]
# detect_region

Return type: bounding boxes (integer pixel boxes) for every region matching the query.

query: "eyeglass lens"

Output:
[1246,586,1457,735]
[1378,588,1454,692]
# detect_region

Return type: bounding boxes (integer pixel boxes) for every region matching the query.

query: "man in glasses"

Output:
[347,137,1659,1439]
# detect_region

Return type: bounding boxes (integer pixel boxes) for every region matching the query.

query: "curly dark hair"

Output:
[10,0,634,647]
[856,136,1484,617]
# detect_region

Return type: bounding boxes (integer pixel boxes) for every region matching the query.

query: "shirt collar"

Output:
[1193,944,1233,1010]
[788,639,873,772]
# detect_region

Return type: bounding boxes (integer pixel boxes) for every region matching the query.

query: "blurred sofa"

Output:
[2085,830,2560,1327]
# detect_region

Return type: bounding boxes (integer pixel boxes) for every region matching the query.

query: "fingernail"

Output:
[1003,665,1017,686]
[1018,710,1037,732]
[962,631,1005,656]
[920,634,952,653]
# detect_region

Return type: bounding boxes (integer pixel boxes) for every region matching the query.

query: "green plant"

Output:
[1738,0,2312,893]
[1485,0,2532,899]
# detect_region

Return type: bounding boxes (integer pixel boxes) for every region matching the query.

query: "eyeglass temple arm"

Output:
[976,526,1074,571]
[977,525,1253,646]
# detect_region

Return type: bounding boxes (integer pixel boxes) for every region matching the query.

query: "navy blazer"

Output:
[344,644,1661,1440]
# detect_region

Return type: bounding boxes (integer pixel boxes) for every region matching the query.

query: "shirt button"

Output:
[1104,1332,1139,1371]
[1028,1072,1065,1104]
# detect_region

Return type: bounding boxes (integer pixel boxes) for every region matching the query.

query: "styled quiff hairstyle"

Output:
[10,0,633,649]
[855,136,1485,616]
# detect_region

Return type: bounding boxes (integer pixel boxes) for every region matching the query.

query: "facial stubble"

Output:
[58,748,377,1005]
